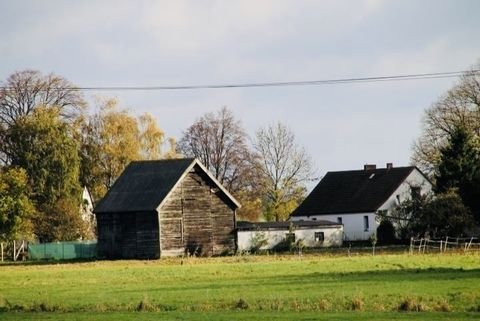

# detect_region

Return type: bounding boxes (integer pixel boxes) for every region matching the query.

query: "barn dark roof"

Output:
[94,158,240,213]
[237,220,341,231]
[291,166,418,216]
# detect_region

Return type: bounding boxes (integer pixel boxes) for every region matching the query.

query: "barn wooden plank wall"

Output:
[97,211,160,259]
[160,165,236,256]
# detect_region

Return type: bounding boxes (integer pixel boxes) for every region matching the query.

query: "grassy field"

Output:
[1,253,480,320]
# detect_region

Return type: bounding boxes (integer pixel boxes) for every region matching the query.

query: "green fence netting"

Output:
[28,241,97,260]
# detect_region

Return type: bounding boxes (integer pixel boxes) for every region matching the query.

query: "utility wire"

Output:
[1,70,478,92]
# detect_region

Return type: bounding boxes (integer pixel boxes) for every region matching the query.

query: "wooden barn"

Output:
[94,158,240,259]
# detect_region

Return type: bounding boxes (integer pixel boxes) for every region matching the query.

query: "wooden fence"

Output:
[409,236,480,254]
[0,240,27,262]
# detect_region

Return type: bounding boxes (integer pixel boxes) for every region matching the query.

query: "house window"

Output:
[314,232,324,242]
[364,215,369,231]
[411,186,421,200]
[286,233,296,243]
[312,217,317,221]
[337,217,342,224]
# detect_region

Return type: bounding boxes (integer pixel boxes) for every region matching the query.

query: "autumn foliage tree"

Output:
[3,107,87,241]
[80,98,166,200]
[0,167,35,241]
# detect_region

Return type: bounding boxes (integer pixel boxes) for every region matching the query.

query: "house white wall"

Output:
[290,169,433,241]
[290,213,376,241]
[237,226,343,251]
[378,169,432,214]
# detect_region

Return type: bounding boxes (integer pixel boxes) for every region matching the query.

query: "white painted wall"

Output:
[290,213,376,241]
[237,226,343,251]
[378,169,432,214]
[290,169,433,241]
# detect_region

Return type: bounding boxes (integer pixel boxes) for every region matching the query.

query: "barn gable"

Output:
[94,158,240,259]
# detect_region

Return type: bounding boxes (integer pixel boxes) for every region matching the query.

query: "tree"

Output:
[253,122,314,221]
[412,65,480,175]
[178,107,253,193]
[0,167,35,241]
[139,113,165,160]
[0,70,85,164]
[79,98,167,200]
[3,107,87,241]
[383,193,428,240]
[387,190,473,239]
[5,107,81,207]
[80,99,140,199]
[435,125,480,223]
[412,190,473,238]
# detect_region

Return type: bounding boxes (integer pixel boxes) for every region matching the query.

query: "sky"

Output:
[1,0,479,183]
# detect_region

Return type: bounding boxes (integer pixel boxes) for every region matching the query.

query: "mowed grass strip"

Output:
[0,253,479,314]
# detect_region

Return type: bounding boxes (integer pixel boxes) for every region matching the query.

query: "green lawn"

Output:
[1,253,479,320]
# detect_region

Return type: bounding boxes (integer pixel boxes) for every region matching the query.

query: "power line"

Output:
[1,70,478,92]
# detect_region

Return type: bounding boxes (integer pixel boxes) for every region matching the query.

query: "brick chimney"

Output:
[386,163,393,169]
[364,164,376,171]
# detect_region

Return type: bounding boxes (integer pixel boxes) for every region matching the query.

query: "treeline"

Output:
[2,64,479,243]
[379,64,480,241]
[0,70,314,242]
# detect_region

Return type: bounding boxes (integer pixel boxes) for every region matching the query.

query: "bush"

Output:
[398,297,427,312]
[350,297,364,311]
[377,220,397,244]
[234,298,249,310]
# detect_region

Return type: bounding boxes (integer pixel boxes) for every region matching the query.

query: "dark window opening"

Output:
[337,217,342,224]
[286,233,296,243]
[411,186,421,200]
[364,215,369,231]
[314,232,324,242]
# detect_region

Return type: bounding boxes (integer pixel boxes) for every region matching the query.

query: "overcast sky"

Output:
[1,0,479,182]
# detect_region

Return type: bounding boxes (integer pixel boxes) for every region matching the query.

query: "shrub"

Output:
[350,297,364,311]
[377,220,397,244]
[398,297,427,312]
[234,298,249,310]
[433,299,451,312]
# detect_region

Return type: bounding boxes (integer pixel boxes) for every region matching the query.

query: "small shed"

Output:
[236,220,343,251]
[94,158,240,259]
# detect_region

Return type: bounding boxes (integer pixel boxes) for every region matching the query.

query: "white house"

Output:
[289,163,432,241]
[237,220,343,251]
[81,186,95,223]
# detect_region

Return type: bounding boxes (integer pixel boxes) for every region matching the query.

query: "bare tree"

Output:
[178,107,252,193]
[0,70,86,165]
[253,122,314,221]
[412,66,480,174]
[0,70,85,127]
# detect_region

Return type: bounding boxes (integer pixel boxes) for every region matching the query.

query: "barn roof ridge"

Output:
[94,158,240,213]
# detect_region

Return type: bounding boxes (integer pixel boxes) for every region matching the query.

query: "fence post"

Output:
[409,237,413,254]
[13,240,16,261]
[467,237,474,252]
[445,236,448,252]
[1,242,3,262]
[440,240,443,253]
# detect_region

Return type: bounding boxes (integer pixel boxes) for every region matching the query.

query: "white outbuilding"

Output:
[236,220,343,252]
